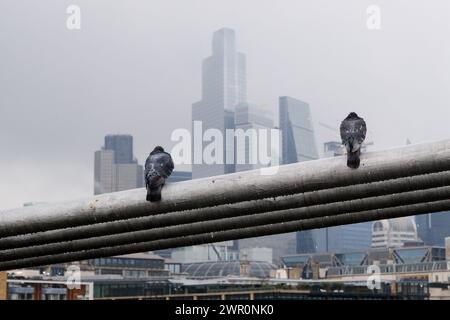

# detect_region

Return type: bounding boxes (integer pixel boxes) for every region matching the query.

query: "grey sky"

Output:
[1,0,450,210]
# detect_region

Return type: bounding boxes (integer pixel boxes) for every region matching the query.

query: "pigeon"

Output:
[144,146,174,202]
[340,112,367,169]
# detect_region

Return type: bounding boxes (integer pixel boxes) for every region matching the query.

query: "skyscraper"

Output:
[105,135,134,164]
[192,28,246,179]
[279,96,319,163]
[94,134,144,195]
[279,96,319,254]
[326,222,373,252]
[234,103,274,172]
[186,28,246,257]
[415,212,450,246]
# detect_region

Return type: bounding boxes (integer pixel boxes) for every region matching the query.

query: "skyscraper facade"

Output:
[192,28,246,179]
[104,135,134,164]
[279,96,319,163]
[279,96,320,254]
[234,103,274,172]
[415,212,450,246]
[94,134,144,195]
[326,222,373,252]
[189,28,246,256]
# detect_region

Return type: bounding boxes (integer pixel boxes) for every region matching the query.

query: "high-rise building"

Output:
[372,217,419,248]
[191,28,246,179]
[279,96,319,163]
[94,135,144,195]
[415,212,450,246]
[189,28,246,254]
[234,103,274,172]
[279,96,320,254]
[326,223,373,253]
[104,135,134,164]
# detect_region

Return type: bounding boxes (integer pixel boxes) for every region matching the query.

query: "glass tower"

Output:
[192,28,246,179]
[416,212,450,246]
[94,134,144,195]
[105,134,134,164]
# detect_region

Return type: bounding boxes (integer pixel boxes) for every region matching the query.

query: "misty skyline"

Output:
[1,0,450,209]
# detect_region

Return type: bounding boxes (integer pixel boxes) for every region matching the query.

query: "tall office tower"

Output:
[326,222,373,253]
[415,213,450,246]
[234,103,274,172]
[104,135,134,164]
[279,96,320,254]
[192,28,246,179]
[94,134,144,195]
[279,96,319,163]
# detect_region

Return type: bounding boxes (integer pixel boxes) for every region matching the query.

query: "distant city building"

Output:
[171,244,239,264]
[323,141,344,158]
[279,96,319,255]
[416,213,450,247]
[87,253,168,278]
[372,217,419,248]
[94,134,144,195]
[7,279,93,300]
[239,247,273,265]
[0,272,6,300]
[279,96,318,163]
[167,171,192,183]
[190,28,246,254]
[234,103,274,172]
[446,237,450,260]
[281,245,447,290]
[326,223,373,253]
[182,260,276,278]
[191,28,246,179]
[104,134,134,164]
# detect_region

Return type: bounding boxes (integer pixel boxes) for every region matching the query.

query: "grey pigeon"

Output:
[144,146,174,202]
[340,112,367,169]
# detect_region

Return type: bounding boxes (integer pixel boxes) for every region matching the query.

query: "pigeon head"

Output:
[151,146,165,154]
[347,112,358,119]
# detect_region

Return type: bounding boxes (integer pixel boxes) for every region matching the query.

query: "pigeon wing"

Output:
[350,118,366,152]
[340,120,352,152]
[151,153,174,178]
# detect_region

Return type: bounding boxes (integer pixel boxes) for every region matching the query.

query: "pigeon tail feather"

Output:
[147,186,162,202]
[347,150,360,169]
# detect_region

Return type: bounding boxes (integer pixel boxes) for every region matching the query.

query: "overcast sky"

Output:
[1,0,450,210]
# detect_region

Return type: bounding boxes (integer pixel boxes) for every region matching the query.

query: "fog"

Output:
[1,0,450,209]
